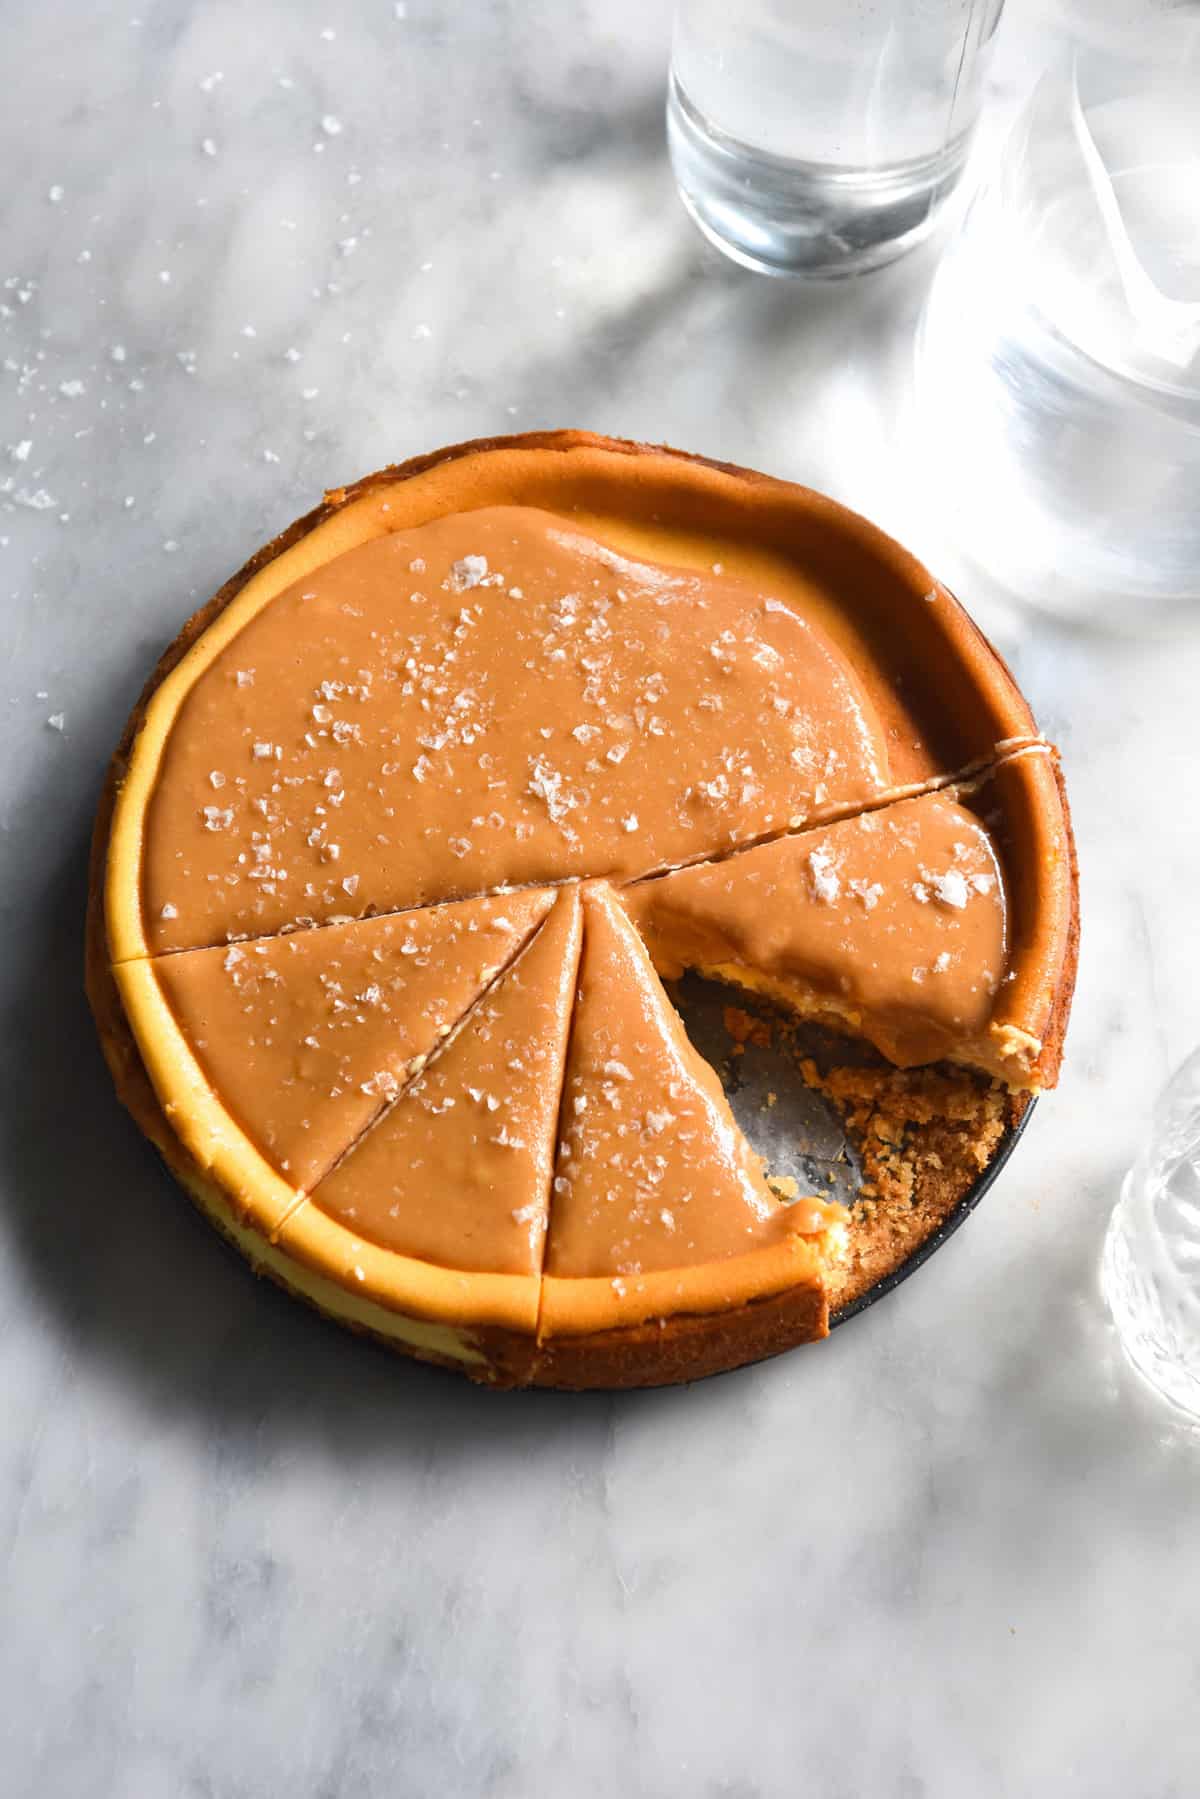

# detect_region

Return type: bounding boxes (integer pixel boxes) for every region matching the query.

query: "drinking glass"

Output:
[1103,1049,1200,1419]
[667,0,1006,279]
[914,22,1200,623]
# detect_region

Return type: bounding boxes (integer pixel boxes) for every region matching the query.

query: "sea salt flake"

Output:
[446,554,488,592]
[160,903,178,919]
[621,813,638,833]
[931,870,969,910]
[603,1060,633,1081]
[807,848,841,904]
[849,878,883,912]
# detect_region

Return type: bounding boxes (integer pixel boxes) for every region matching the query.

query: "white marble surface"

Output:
[3,4,1200,1794]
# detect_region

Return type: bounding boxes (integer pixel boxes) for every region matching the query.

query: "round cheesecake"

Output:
[88,431,1078,1388]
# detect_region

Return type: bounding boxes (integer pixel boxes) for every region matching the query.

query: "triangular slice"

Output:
[148,889,554,1191]
[302,884,582,1275]
[540,883,840,1345]
[621,750,1071,1087]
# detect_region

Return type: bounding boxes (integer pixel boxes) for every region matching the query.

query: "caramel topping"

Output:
[149,889,553,1191]
[308,886,581,1274]
[141,505,894,953]
[623,790,1009,1071]
[544,884,818,1281]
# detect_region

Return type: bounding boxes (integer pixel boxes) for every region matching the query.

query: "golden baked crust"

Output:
[87,430,1079,1389]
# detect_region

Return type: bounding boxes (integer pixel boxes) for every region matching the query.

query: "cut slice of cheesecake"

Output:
[621,748,1073,1089]
[539,883,843,1358]
[120,889,553,1195]
[280,886,582,1329]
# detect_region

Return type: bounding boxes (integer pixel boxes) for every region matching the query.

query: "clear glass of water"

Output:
[914,23,1200,624]
[667,0,1006,279]
[1103,1049,1200,1419]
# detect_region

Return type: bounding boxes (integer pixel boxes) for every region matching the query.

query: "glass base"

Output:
[1102,1195,1200,1421]
[667,73,971,280]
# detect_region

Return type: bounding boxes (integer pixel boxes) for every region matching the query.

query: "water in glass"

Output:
[915,34,1200,623]
[667,0,1005,278]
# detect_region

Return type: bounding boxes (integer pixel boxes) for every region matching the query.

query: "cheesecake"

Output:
[88,430,1078,1387]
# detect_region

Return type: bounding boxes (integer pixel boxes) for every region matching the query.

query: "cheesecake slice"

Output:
[539,883,843,1379]
[622,748,1073,1090]
[117,890,554,1196]
[275,886,582,1336]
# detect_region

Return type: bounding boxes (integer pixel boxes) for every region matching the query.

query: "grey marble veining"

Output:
[3,4,1200,1795]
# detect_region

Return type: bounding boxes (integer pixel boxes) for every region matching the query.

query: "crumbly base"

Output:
[718,1001,1026,1315]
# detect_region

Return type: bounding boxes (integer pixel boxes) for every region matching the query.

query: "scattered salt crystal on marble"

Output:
[284,347,302,364]
[58,379,85,397]
[10,441,31,462]
[201,138,217,157]
[48,185,64,203]
[412,322,432,340]
[158,270,171,284]
[123,496,135,508]
[320,114,343,136]
[199,71,223,92]
[46,713,65,732]
[301,387,319,400]
[110,345,126,363]
[262,449,279,463]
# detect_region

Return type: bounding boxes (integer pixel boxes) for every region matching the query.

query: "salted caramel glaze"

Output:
[95,431,1076,1387]
[136,506,926,956]
[305,887,581,1275]
[624,787,1011,1075]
